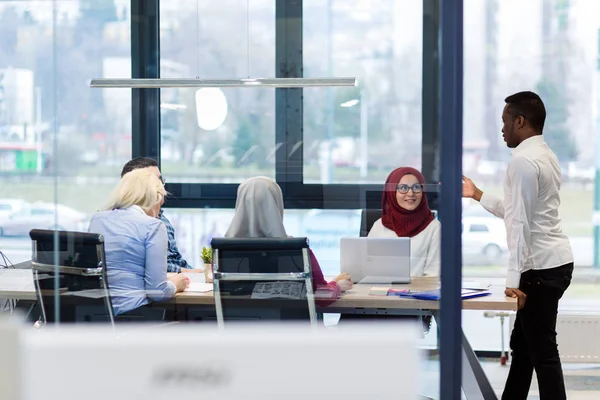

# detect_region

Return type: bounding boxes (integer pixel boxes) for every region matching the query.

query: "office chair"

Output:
[211,237,317,328]
[29,229,115,326]
[359,209,382,237]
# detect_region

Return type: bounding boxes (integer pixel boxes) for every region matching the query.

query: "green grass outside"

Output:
[0,181,114,214]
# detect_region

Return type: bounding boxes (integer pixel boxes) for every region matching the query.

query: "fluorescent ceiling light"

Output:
[89,77,358,89]
[160,102,187,110]
[340,99,359,107]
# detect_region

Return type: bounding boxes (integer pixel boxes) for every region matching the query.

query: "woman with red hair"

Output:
[368,167,441,277]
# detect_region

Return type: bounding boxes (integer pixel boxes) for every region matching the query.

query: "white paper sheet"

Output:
[185,283,213,293]
[462,281,492,290]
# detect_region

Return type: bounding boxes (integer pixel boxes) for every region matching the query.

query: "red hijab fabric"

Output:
[381,167,435,238]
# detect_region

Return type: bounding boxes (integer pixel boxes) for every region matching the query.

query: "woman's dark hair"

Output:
[120,157,158,177]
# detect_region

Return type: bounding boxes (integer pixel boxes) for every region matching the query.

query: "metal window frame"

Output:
[438,0,464,398]
[131,0,161,163]
[212,242,317,329]
[131,0,440,211]
[32,241,115,327]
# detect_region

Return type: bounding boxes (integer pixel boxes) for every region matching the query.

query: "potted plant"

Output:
[201,246,213,283]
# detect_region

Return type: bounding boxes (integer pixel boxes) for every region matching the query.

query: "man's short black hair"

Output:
[120,157,158,177]
[504,91,546,132]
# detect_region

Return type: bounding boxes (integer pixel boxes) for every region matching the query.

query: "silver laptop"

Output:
[340,237,411,284]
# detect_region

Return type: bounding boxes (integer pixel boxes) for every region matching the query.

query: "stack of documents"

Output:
[387,289,491,300]
[184,273,213,293]
[462,281,492,290]
[368,281,492,300]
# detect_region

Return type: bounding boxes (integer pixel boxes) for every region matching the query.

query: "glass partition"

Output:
[3,1,599,398]
[0,0,131,329]
[462,0,600,398]
[0,0,131,266]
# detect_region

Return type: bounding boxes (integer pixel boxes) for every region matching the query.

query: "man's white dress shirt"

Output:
[479,135,573,288]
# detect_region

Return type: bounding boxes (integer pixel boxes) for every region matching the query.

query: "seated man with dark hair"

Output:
[121,157,195,273]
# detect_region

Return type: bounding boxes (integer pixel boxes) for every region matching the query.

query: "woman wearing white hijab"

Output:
[225,177,353,303]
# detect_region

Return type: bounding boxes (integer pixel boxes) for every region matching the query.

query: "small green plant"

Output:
[201,246,212,264]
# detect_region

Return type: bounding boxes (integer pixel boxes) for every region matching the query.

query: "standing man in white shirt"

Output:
[462,91,573,400]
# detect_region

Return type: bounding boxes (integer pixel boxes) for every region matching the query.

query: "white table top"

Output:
[0,269,36,301]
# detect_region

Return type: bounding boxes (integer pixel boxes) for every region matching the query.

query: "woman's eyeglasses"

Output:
[159,176,166,186]
[396,183,423,194]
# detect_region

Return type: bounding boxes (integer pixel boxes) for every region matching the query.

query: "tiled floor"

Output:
[418,357,600,399]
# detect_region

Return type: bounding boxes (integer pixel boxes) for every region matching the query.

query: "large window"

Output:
[462,0,598,270]
[157,0,430,210]
[0,0,131,264]
[157,0,428,284]
[2,1,597,397]
[154,0,428,280]
[303,0,423,185]
[159,0,276,183]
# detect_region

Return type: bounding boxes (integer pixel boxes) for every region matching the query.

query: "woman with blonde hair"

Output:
[88,169,187,315]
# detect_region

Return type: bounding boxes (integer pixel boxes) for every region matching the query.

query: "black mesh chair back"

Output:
[29,229,114,326]
[360,209,382,237]
[211,237,317,327]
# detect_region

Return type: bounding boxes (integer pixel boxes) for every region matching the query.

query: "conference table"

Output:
[0,268,516,400]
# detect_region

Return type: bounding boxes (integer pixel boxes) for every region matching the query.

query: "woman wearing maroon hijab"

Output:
[340,167,439,330]
[368,167,441,277]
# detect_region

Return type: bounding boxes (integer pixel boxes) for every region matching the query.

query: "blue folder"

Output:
[388,289,491,301]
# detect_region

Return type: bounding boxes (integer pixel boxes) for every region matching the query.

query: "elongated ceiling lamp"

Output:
[91,1,356,90]
[90,77,357,88]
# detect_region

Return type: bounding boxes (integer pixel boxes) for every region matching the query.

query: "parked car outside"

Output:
[0,202,87,237]
[462,215,508,264]
[0,198,28,219]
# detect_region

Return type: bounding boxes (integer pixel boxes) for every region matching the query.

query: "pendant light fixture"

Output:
[91,1,356,90]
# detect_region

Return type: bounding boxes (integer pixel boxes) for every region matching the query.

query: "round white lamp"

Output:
[195,88,228,131]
